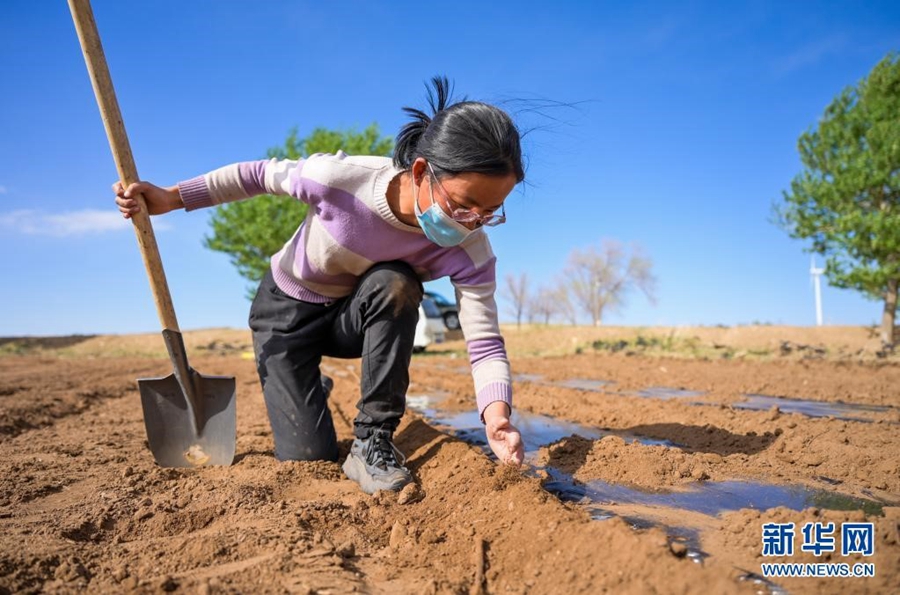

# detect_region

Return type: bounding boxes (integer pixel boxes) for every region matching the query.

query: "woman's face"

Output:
[412,158,517,230]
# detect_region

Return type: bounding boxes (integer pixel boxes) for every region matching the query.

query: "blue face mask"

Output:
[413,173,474,247]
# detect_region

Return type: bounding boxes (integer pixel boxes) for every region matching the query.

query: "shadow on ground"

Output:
[624,423,777,456]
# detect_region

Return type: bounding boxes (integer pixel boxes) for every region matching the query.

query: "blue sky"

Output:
[1,1,898,336]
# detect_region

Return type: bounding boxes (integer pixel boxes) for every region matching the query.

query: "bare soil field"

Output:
[0,325,898,594]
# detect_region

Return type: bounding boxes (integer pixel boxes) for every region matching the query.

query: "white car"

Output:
[414,297,447,352]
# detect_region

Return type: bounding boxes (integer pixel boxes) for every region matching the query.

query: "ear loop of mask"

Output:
[412,167,474,247]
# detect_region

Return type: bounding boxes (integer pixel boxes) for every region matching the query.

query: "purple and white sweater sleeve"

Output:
[453,253,513,422]
[177,159,306,210]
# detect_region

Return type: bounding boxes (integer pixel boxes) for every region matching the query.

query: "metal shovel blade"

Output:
[138,330,236,467]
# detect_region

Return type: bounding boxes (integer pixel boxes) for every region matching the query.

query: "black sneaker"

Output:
[342,428,412,494]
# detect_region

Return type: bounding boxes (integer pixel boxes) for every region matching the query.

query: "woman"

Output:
[115,77,525,494]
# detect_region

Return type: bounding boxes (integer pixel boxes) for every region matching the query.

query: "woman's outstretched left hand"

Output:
[483,402,524,465]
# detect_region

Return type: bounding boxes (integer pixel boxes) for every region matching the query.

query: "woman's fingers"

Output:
[508,435,525,465]
[486,421,525,466]
[115,196,134,218]
[115,194,134,207]
[124,182,146,198]
[113,181,148,218]
[112,180,149,199]
[498,425,524,465]
[502,435,521,465]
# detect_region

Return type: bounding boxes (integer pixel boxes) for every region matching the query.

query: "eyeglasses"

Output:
[427,163,507,227]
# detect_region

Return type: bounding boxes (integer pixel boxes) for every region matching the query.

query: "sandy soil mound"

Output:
[0,356,751,594]
[1,326,897,593]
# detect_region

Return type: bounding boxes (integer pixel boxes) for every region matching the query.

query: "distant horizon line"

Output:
[0,322,882,340]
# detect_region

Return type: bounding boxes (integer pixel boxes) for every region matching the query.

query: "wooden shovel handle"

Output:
[68,0,179,332]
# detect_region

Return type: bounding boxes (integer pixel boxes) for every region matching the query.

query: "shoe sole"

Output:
[342,454,410,495]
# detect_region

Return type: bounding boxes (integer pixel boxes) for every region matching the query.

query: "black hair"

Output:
[393,76,525,183]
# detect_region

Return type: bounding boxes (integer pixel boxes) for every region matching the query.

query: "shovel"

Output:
[68,0,236,467]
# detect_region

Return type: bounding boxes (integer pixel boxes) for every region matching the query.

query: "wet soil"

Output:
[1,327,898,594]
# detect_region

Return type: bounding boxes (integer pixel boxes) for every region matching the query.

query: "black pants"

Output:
[249,262,423,462]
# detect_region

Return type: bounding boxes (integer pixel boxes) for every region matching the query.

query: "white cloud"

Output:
[0,209,171,237]
[775,35,847,75]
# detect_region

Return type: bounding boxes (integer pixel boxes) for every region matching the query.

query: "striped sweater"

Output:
[178,152,511,418]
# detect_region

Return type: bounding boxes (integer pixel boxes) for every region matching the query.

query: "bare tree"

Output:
[564,240,656,326]
[552,280,579,326]
[501,272,530,328]
[526,303,539,325]
[530,286,558,325]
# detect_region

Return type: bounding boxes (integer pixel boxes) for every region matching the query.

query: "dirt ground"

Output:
[0,325,898,594]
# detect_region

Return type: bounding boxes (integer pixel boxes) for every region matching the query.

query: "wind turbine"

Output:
[810,257,825,326]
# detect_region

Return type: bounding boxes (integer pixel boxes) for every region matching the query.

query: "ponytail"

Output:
[393,76,524,183]
[393,76,453,169]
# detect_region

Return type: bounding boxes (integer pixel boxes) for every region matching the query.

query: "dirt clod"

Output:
[336,541,356,558]
[397,482,424,505]
[159,575,178,592]
[492,464,526,490]
[669,541,688,557]
[389,521,407,548]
